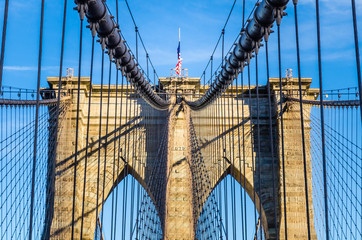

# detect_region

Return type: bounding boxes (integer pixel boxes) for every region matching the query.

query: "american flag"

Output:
[175,41,182,77]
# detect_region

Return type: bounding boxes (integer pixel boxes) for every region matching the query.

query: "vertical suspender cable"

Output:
[315,0,329,238]
[203,72,206,94]
[29,0,44,239]
[80,35,95,239]
[71,17,84,240]
[114,72,124,240]
[350,0,362,118]
[265,41,278,239]
[217,96,223,238]
[122,75,130,240]
[111,60,119,240]
[221,29,229,240]
[101,60,112,226]
[235,70,242,239]
[134,84,141,239]
[0,0,9,92]
[293,1,311,238]
[129,26,139,237]
[277,23,288,240]
[129,81,136,238]
[241,72,247,240]
[255,54,262,240]
[146,53,149,81]
[230,73,236,240]
[247,64,257,228]
[42,0,68,239]
[241,3,246,238]
[112,2,120,238]
[110,0,120,234]
[210,56,213,92]
[155,69,157,91]
[236,65,244,240]
[95,49,105,240]
[217,97,223,238]
[228,73,235,239]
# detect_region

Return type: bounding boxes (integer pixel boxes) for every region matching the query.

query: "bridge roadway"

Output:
[44,75,318,239]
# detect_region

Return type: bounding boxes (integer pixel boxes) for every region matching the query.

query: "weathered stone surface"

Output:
[46,75,318,239]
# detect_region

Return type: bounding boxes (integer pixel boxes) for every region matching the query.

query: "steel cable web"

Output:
[0,92,70,239]
[300,104,361,239]
[186,0,290,110]
[74,0,170,111]
[0,0,362,238]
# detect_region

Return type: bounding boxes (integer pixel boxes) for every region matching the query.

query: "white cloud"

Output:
[3,66,36,71]
[3,66,58,71]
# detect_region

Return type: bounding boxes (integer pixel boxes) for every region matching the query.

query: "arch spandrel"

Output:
[189,93,280,239]
[48,80,169,239]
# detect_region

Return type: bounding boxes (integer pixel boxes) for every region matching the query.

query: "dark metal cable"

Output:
[216,97,223,239]
[80,35,95,239]
[124,0,159,86]
[190,0,287,110]
[221,29,229,240]
[0,0,9,93]
[77,0,168,110]
[277,24,288,239]
[134,91,142,239]
[350,0,362,118]
[241,3,247,239]
[228,78,236,240]
[71,18,84,240]
[315,0,329,238]
[255,54,262,240]
[42,0,68,238]
[236,70,244,240]
[131,34,140,238]
[242,0,245,28]
[28,0,45,239]
[293,1,311,238]
[129,83,136,238]
[114,72,124,240]
[199,0,239,79]
[122,76,130,240]
[95,49,105,240]
[131,28,143,235]
[101,60,112,227]
[247,64,257,228]
[110,59,119,240]
[223,0,237,29]
[265,41,278,239]
[242,73,247,240]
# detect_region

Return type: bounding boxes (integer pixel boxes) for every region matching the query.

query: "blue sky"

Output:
[0,0,361,239]
[0,0,361,91]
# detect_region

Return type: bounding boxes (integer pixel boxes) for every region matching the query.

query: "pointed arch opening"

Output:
[95,174,163,239]
[196,173,268,239]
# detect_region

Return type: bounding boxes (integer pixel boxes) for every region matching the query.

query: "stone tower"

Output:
[45,74,318,239]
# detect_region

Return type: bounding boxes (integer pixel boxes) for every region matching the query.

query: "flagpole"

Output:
[179,28,181,77]
[176,28,181,78]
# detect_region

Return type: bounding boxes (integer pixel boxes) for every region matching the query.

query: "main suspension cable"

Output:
[187,0,290,110]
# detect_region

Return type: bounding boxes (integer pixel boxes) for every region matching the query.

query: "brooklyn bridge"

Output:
[0,0,361,239]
